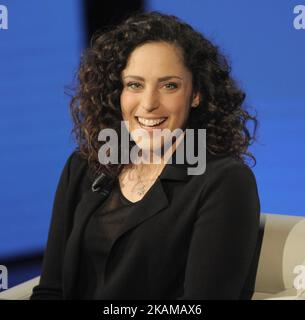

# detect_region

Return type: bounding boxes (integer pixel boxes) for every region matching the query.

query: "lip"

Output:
[135,116,168,133]
[135,116,167,120]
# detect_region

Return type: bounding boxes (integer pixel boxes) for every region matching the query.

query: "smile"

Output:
[136,117,167,127]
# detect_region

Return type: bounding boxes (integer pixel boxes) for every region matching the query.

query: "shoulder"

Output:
[194,152,260,221]
[68,149,88,173]
[192,151,259,203]
[204,152,257,186]
[61,149,93,192]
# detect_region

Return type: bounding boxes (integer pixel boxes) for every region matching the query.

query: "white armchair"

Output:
[252,213,305,300]
[0,276,40,300]
[1,213,305,300]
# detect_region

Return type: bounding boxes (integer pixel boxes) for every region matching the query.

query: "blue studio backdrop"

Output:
[146,0,305,215]
[0,0,304,262]
[0,0,84,260]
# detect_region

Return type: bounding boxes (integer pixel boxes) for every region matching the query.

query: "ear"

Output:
[191,91,201,108]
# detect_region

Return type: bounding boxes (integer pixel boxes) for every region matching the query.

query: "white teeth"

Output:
[137,117,166,127]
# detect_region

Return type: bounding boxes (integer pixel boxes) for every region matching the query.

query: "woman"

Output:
[30,11,261,300]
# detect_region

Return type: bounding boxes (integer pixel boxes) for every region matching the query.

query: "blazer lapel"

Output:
[62,173,175,298]
[62,187,111,298]
[63,131,201,297]
[102,162,191,284]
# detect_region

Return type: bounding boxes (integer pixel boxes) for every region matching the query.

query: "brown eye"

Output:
[164,82,178,90]
[127,82,142,89]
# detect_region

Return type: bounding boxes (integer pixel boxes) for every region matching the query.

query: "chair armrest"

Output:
[0,276,40,300]
[253,288,305,300]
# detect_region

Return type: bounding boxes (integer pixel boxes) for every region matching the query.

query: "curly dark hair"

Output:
[69,11,258,180]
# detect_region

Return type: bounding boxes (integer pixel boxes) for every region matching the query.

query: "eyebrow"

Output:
[123,75,183,81]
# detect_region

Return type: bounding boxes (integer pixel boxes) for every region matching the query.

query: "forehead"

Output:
[122,42,190,78]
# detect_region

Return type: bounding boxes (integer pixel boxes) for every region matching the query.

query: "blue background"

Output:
[0,0,304,261]
[146,0,305,215]
[0,0,84,260]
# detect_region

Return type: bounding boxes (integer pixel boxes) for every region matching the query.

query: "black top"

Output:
[77,180,137,299]
[30,147,262,300]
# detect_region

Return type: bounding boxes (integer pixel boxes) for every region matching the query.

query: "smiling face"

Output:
[120,41,200,158]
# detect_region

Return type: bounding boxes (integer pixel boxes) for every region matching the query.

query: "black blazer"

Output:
[30,148,261,300]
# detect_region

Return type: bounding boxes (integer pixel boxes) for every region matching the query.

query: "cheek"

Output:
[120,91,137,114]
[165,98,190,122]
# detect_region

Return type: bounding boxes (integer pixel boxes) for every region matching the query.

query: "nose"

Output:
[141,87,160,112]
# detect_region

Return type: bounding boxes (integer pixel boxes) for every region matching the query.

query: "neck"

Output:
[132,130,186,175]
